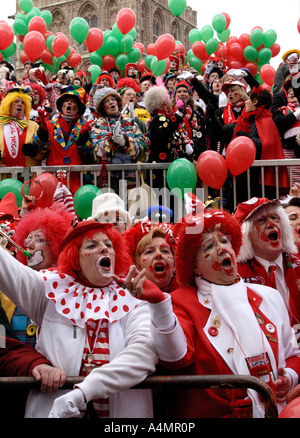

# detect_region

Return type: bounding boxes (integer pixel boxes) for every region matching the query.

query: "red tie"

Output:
[268,265,277,289]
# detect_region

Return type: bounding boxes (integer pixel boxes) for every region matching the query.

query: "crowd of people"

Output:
[2,48,300,419]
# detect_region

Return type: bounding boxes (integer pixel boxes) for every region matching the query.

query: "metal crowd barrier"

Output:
[0,374,278,418]
[0,158,299,211]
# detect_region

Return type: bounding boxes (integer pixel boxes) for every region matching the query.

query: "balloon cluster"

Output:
[166,136,257,195]
[188,12,279,87]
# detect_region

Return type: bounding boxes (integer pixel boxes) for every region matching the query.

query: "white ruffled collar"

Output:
[41,270,140,328]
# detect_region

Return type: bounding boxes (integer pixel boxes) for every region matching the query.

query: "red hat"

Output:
[0,192,19,221]
[59,220,113,252]
[233,197,280,225]
[175,209,242,286]
[222,80,246,93]
[95,72,114,88]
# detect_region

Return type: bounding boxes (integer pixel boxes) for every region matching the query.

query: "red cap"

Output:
[233,197,280,225]
[59,220,113,252]
[0,192,19,220]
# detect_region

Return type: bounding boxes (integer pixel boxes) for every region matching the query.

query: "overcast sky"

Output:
[1,1,300,67]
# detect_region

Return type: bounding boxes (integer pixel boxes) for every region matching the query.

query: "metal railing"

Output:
[0,374,278,418]
[0,159,299,212]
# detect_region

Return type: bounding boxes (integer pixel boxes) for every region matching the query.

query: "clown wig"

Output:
[0,89,32,119]
[56,223,132,280]
[29,82,46,108]
[175,210,242,287]
[13,204,74,266]
[116,77,140,95]
[237,203,297,263]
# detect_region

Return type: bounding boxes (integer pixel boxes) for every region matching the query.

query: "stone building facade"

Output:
[16,0,197,71]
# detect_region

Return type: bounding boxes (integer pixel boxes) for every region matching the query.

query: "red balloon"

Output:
[44,31,53,40]
[101,55,116,72]
[193,41,207,61]
[155,34,175,60]
[147,43,156,56]
[226,36,239,48]
[52,34,69,58]
[133,42,145,55]
[175,42,185,55]
[222,12,231,30]
[23,31,45,61]
[197,151,228,189]
[85,28,104,53]
[0,22,14,51]
[20,52,30,64]
[229,42,244,61]
[28,16,46,35]
[244,62,258,77]
[116,8,136,35]
[239,33,251,48]
[260,64,276,86]
[29,173,59,208]
[215,43,229,60]
[226,136,256,176]
[67,53,82,69]
[0,54,3,63]
[39,49,54,65]
[227,58,244,69]
[279,398,300,418]
[270,43,281,58]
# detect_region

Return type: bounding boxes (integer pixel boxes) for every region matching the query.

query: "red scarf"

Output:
[234,106,289,188]
[223,101,245,125]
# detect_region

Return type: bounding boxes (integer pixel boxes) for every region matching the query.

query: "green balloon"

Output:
[217,28,231,43]
[201,25,214,43]
[145,55,155,70]
[73,185,101,220]
[128,28,136,40]
[167,159,197,199]
[90,52,103,67]
[116,54,129,71]
[168,0,187,17]
[19,0,33,13]
[15,12,27,21]
[25,9,39,23]
[121,35,134,53]
[244,45,257,62]
[46,35,55,54]
[263,29,277,48]
[212,13,227,33]
[40,10,53,27]
[0,179,23,208]
[69,17,89,44]
[189,56,203,73]
[12,19,28,36]
[250,28,264,48]
[128,48,141,63]
[88,64,101,84]
[189,29,202,44]
[150,57,168,76]
[1,42,17,59]
[205,38,219,56]
[257,48,272,65]
[106,36,121,57]
[112,23,123,40]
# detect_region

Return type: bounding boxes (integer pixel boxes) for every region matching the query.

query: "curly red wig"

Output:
[56,223,132,279]
[175,210,242,287]
[116,77,140,95]
[29,82,46,108]
[14,204,73,266]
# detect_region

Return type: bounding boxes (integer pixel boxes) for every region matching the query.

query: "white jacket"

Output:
[0,247,158,418]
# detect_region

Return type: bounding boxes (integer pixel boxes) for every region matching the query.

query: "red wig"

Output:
[29,82,46,108]
[56,223,132,280]
[175,210,242,287]
[116,77,140,95]
[14,204,73,266]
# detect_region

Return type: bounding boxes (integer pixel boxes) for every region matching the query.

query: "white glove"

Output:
[185,143,194,155]
[128,102,135,119]
[53,182,72,201]
[288,54,299,76]
[227,69,247,78]
[111,121,126,147]
[48,388,87,418]
[295,110,300,120]
[177,71,194,81]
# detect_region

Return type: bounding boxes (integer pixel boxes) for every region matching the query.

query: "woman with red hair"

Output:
[0,220,158,418]
[123,207,300,418]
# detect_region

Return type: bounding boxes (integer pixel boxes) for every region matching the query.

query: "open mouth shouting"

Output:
[96,255,113,277]
[221,257,232,270]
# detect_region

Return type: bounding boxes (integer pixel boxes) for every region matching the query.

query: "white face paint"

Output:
[95,255,114,277]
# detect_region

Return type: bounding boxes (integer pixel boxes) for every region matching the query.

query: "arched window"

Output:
[153,10,164,42]
[50,10,65,34]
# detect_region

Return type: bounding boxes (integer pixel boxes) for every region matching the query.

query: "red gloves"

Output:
[137,279,166,304]
[38,109,49,131]
[34,68,49,85]
[79,120,94,136]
